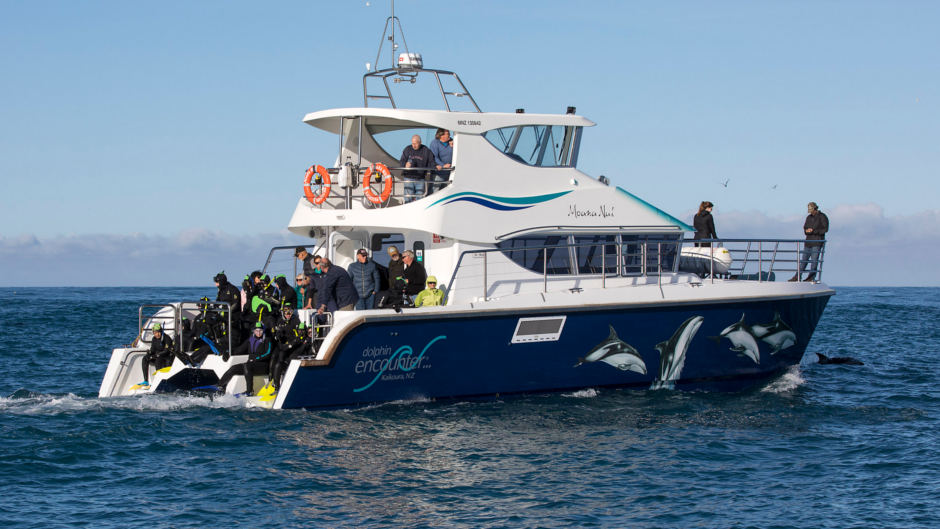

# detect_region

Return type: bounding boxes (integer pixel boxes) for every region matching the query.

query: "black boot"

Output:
[803,273,816,282]
[788,274,800,282]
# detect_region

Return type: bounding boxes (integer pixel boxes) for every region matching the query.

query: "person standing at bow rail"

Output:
[791,201,829,282]
[693,201,718,247]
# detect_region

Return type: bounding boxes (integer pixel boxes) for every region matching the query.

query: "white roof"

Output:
[303,107,595,135]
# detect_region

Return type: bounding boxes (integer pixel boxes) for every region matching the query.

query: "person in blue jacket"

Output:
[316,257,359,315]
[428,128,453,193]
[347,248,381,310]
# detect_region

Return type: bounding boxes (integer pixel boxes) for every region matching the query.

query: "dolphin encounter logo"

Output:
[352,335,447,393]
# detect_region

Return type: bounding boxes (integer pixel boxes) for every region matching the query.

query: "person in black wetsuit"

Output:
[693,201,718,247]
[139,323,189,386]
[274,275,297,313]
[257,274,281,314]
[270,321,311,393]
[217,322,274,395]
[270,305,304,390]
[214,271,241,342]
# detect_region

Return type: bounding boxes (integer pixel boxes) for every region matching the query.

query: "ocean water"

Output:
[0,287,937,528]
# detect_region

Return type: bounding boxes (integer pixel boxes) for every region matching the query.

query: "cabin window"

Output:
[483,125,581,167]
[574,235,618,274]
[497,236,572,275]
[621,234,681,275]
[499,234,681,276]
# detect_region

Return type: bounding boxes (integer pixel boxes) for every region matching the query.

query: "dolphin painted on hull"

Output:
[750,312,797,354]
[715,313,761,364]
[575,325,647,374]
[651,316,704,389]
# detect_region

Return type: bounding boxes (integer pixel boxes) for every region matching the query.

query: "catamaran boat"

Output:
[99,10,832,409]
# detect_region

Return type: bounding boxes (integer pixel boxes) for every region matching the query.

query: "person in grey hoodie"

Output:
[347,248,382,310]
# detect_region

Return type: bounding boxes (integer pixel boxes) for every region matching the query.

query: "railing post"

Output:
[657,243,662,288]
[483,251,488,301]
[709,241,714,284]
[543,247,548,293]
[758,240,763,282]
[642,242,647,277]
[796,240,802,279]
[601,244,606,289]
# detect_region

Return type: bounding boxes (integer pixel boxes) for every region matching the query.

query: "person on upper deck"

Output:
[429,128,453,193]
[348,248,381,310]
[790,201,829,282]
[316,257,358,315]
[401,250,427,297]
[693,201,718,247]
[400,134,435,203]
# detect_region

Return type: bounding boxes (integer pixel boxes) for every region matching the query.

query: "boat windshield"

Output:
[483,125,582,167]
[367,125,440,161]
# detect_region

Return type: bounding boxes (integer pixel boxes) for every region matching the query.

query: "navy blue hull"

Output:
[280,294,832,409]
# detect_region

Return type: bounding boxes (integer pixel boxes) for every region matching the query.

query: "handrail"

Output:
[442,237,827,304]
[136,300,234,356]
[304,166,456,209]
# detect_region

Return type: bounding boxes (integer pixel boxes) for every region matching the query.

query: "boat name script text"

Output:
[568,204,615,218]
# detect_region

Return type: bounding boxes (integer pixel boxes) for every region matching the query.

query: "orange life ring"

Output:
[362,163,394,204]
[303,165,331,205]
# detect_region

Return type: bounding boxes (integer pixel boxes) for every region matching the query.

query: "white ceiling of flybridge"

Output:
[303,108,595,135]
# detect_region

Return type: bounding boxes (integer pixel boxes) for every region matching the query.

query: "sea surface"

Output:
[0,287,937,528]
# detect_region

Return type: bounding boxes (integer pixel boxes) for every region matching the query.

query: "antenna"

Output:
[371,0,413,72]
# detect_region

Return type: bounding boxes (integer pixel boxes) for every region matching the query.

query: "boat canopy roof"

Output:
[303,108,596,136]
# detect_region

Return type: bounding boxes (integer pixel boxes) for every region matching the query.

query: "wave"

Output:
[0,390,248,415]
[563,388,600,398]
[760,366,805,394]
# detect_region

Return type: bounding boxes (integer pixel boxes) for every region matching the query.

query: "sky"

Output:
[1,0,937,286]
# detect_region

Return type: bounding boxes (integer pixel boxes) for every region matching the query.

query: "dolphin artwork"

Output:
[575,325,647,374]
[750,312,797,354]
[714,313,761,364]
[651,315,704,389]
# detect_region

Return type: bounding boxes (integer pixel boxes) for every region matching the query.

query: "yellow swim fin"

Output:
[257,382,275,397]
[156,366,172,374]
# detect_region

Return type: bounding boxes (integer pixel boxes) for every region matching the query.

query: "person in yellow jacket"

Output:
[413,276,444,307]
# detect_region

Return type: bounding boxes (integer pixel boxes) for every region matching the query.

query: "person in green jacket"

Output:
[414,276,444,307]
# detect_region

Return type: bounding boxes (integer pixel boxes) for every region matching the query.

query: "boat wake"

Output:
[760,366,805,394]
[1,389,248,415]
[564,388,600,399]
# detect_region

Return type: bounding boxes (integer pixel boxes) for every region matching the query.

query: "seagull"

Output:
[721,179,729,188]
[771,184,778,190]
